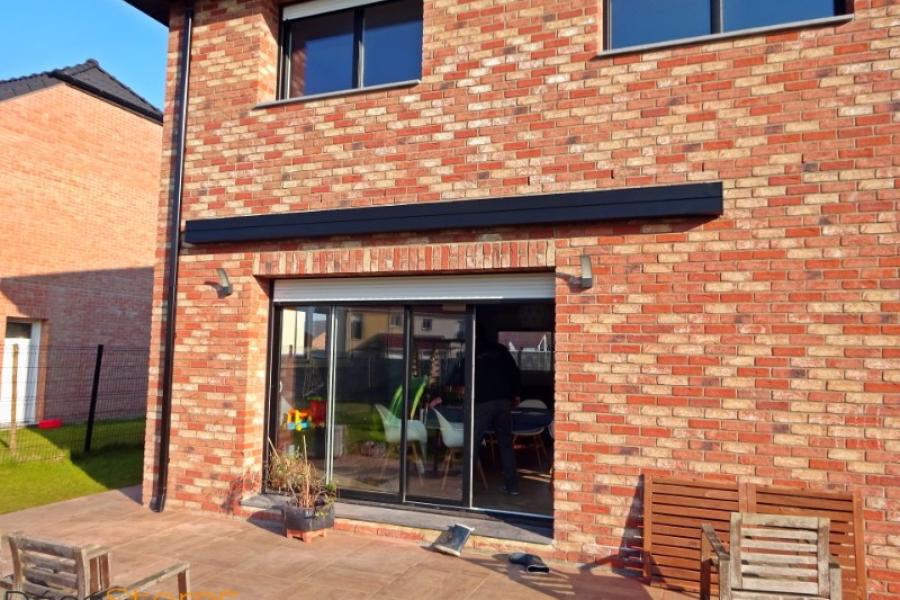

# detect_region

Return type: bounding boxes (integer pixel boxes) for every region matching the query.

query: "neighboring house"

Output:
[0,60,163,425]
[130,0,897,594]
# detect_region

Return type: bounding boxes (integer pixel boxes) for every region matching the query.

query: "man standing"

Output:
[473,330,521,495]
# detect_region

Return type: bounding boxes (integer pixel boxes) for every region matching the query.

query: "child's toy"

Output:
[285,409,313,431]
[308,398,326,426]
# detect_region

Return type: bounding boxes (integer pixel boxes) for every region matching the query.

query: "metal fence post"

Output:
[9,345,19,454]
[84,344,104,454]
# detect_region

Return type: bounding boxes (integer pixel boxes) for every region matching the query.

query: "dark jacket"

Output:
[474,340,521,404]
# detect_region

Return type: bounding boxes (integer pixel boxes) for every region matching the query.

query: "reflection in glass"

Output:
[609,0,712,48]
[723,0,838,31]
[288,11,355,97]
[274,307,330,473]
[407,307,468,503]
[362,0,424,87]
[473,304,555,517]
[331,306,408,495]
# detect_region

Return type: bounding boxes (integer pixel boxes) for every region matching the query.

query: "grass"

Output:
[0,419,145,513]
[0,446,144,514]
[0,419,144,464]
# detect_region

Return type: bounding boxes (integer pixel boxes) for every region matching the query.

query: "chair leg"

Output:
[409,441,424,484]
[379,443,394,482]
[476,458,488,489]
[177,567,190,595]
[441,449,453,490]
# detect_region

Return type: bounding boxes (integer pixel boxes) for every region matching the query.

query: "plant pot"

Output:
[282,503,334,542]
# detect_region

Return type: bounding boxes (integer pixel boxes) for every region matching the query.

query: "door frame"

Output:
[266,298,555,521]
[2,319,42,426]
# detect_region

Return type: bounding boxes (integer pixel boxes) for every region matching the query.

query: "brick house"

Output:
[130,0,897,596]
[0,60,163,424]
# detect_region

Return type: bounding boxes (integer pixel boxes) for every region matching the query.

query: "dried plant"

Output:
[266,438,336,516]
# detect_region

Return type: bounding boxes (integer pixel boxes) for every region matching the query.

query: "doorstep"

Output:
[241,494,553,548]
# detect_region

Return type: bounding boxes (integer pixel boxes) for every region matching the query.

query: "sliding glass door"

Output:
[269,300,553,518]
[331,306,406,497]
[405,305,472,506]
[272,307,330,473]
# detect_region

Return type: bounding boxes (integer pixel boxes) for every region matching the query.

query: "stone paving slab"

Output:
[0,487,694,599]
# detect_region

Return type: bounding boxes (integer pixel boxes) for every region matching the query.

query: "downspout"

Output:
[151,0,194,513]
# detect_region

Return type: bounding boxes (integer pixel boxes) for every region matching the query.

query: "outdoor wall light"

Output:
[216,268,234,297]
[580,254,594,289]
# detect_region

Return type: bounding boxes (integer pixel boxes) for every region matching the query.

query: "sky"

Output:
[0,0,168,109]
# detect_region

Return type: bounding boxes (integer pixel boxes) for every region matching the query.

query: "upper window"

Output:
[606,0,847,51]
[281,0,423,99]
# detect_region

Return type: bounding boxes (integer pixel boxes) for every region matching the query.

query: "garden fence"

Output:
[0,345,148,463]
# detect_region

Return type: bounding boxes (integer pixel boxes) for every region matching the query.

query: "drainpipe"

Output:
[151,0,194,513]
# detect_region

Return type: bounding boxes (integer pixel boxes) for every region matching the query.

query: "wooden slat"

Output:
[755,492,855,514]
[741,578,819,595]
[21,553,76,574]
[656,494,740,512]
[852,492,867,600]
[21,565,78,592]
[742,552,818,566]
[643,474,654,581]
[742,564,817,578]
[742,527,819,541]
[13,537,78,559]
[653,483,740,501]
[742,513,820,529]
[21,580,75,600]
[741,539,818,553]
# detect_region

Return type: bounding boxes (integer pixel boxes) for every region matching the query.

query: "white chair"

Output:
[433,408,488,490]
[375,404,427,482]
[513,399,549,470]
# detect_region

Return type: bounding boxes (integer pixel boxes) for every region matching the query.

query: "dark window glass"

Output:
[609,0,712,49]
[4,321,32,339]
[362,0,424,87]
[288,11,355,97]
[724,0,839,31]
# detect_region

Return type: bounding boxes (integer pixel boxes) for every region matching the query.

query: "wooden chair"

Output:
[1,532,190,600]
[512,399,549,471]
[700,513,841,600]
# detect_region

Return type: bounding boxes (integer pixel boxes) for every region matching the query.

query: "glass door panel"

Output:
[471,302,555,517]
[273,307,330,474]
[406,305,470,505]
[331,306,406,496]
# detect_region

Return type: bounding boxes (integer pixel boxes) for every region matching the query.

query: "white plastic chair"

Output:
[433,408,487,490]
[513,399,549,470]
[375,404,427,482]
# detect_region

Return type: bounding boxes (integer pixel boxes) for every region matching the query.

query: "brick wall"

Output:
[0,83,162,419]
[144,1,899,596]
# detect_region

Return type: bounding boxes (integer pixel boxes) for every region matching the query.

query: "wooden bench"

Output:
[642,476,867,599]
[1,532,190,599]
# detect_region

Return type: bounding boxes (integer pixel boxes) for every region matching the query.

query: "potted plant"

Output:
[266,440,337,542]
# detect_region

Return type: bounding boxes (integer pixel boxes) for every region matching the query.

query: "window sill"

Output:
[597,13,853,59]
[254,79,421,110]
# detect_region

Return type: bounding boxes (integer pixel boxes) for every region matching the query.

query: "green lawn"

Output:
[0,447,144,514]
[0,419,145,513]
[0,419,144,464]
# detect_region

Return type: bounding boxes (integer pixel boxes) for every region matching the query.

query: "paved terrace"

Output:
[0,488,693,599]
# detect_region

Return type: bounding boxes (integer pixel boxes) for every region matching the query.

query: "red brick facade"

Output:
[0,82,162,419]
[143,1,899,596]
